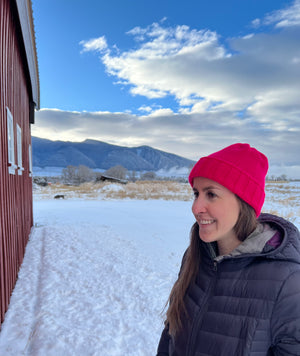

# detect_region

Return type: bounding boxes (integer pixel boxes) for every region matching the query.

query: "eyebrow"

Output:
[193,185,221,192]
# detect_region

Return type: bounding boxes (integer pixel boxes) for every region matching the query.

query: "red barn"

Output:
[0,0,39,326]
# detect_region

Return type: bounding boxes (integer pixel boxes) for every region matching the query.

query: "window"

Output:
[28,144,32,177]
[17,124,24,175]
[7,107,16,174]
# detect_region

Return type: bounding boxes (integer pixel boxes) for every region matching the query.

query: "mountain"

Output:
[32,137,195,172]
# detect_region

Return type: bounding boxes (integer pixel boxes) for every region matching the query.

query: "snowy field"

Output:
[0,181,299,356]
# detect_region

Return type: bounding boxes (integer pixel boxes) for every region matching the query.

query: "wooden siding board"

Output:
[0,0,8,323]
[0,0,34,325]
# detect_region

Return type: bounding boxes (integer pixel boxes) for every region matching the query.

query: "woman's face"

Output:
[192,177,241,254]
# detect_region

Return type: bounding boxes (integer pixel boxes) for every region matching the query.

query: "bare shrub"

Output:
[104,165,128,180]
[140,172,156,180]
[62,165,94,185]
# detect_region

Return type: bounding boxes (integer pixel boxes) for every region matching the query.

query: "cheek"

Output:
[191,202,197,217]
[214,199,239,226]
[223,202,240,227]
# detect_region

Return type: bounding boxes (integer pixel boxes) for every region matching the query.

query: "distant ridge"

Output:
[32,137,195,171]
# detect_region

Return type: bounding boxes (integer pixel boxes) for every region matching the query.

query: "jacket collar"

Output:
[214,222,277,262]
[202,213,300,266]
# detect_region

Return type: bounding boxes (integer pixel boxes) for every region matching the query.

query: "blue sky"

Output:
[31,0,300,177]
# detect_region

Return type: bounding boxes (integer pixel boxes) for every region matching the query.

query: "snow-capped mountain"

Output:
[32,137,195,171]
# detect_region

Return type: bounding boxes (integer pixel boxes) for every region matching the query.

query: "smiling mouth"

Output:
[199,219,215,225]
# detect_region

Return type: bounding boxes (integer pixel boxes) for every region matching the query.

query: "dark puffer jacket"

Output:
[157,213,300,356]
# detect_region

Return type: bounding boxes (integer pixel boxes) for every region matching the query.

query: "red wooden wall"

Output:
[0,0,34,325]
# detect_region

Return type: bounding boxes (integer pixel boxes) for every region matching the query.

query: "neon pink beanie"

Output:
[188,143,268,217]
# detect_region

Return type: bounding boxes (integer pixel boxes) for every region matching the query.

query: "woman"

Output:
[157,143,300,356]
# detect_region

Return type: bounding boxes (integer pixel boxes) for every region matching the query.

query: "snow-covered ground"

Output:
[0,182,299,356]
[0,198,193,356]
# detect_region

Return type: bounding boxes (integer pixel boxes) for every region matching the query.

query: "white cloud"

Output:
[251,19,261,28]
[147,108,174,117]
[78,13,299,135]
[138,105,153,113]
[80,36,108,53]
[264,0,300,28]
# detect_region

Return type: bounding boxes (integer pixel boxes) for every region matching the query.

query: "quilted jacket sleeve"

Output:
[271,270,300,355]
[156,250,188,356]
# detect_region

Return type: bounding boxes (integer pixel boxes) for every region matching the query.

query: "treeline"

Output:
[61,164,163,185]
[34,166,297,187]
[37,166,296,186]
[266,174,289,182]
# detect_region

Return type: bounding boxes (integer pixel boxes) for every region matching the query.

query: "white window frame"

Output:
[17,124,24,175]
[7,107,17,174]
[28,144,33,177]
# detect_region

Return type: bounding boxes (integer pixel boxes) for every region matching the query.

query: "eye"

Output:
[207,191,217,199]
[193,190,199,199]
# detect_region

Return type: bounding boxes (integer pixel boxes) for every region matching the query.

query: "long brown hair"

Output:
[165,196,257,336]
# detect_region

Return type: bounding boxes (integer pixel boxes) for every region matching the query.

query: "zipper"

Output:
[185,262,218,356]
[213,260,218,271]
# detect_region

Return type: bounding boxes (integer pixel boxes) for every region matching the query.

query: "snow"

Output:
[0,182,299,355]
[0,198,193,356]
[101,183,125,193]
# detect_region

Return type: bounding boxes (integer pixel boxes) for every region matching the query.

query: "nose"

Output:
[192,195,207,215]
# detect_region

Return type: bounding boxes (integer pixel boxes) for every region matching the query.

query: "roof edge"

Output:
[15,0,40,110]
